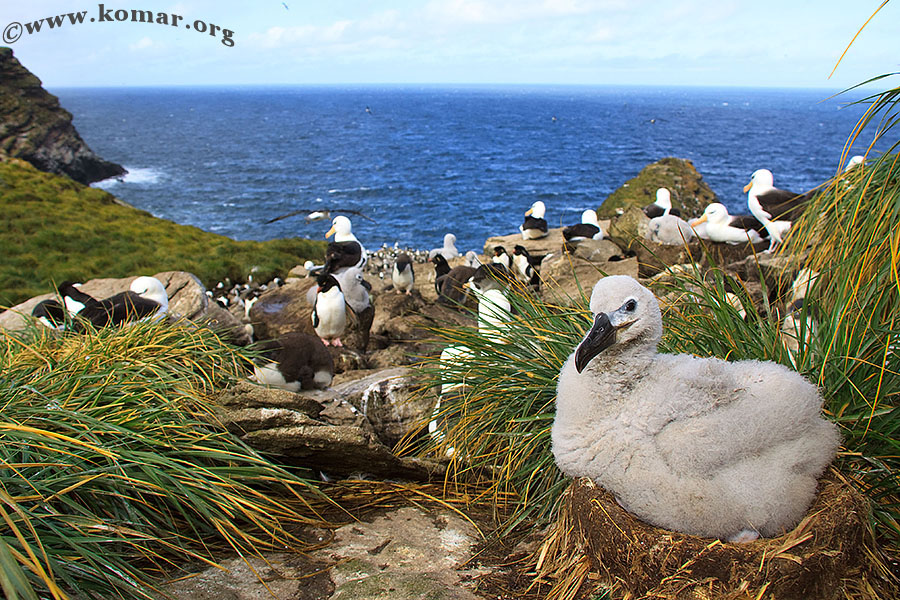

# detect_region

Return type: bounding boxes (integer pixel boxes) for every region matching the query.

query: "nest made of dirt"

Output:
[531,469,898,600]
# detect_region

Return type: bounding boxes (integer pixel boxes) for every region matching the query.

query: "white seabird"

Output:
[744,169,808,251]
[325,215,367,271]
[690,203,766,245]
[647,214,695,245]
[563,209,604,242]
[428,233,460,261]
[643,188,682,219]
[552,276,840,542]
[466,272,512,345]
[520,201,549,240]
[843,155,865,173]
[429,344,474,456]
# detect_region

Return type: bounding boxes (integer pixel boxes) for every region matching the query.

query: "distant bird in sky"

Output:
[264,207,375,225]
[282,2,289,10]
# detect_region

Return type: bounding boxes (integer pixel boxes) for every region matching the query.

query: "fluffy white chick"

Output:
[552,275,839,542]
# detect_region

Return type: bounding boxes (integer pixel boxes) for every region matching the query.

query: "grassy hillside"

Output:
[0,158,325,306]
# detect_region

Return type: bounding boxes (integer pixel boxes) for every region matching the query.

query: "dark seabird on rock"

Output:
[392,253,415,295]
[31,298,68,329]
[469,262,512,292]
[437,265,477,307]
[252,332,334,391]
[512,245,542,289]
[59,277,169,330]
[520,201,549,240]
[643,188,682,219]
[491,246,511,269]
[324,241,364,275]
[563,209,603,242]
[312,273,347,347]
[430,253,452,295]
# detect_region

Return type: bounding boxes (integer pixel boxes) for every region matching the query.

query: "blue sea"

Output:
[56,85,871,253]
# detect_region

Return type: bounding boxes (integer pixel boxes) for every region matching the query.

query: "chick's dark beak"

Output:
[575,312,615,373]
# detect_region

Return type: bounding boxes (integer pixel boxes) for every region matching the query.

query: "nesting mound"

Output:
[533,471,897,600]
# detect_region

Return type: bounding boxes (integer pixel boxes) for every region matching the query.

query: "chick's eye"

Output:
[625,299,637,312]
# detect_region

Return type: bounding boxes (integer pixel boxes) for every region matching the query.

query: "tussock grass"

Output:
[0,159,325,307]
[781,152,900,548]
[403,276,592,531]
[0,320,330,599]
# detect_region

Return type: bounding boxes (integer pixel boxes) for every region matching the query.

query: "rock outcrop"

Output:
[597,157,715,219]
[0,48,125,184]
[215,380,444,480]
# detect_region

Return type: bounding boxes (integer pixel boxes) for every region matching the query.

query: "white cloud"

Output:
[421,0,627,26]
[129,36,154,50]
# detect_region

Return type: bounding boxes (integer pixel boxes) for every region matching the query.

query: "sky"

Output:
[1,0,897,89]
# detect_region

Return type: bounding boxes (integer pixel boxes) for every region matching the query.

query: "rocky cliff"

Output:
[0,47,125,184]
[597,156,716,219]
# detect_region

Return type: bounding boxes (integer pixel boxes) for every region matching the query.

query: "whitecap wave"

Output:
[92,167,164,188]
[327,186,372,194]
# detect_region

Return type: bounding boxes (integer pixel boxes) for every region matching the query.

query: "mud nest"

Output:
[532,470,897,600]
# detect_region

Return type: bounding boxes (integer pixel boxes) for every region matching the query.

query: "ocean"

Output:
[55,85,871,253]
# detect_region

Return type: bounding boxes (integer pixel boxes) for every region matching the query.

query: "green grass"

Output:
[403,275,592,531]
[0,320,330,599]
[0,158,325,307]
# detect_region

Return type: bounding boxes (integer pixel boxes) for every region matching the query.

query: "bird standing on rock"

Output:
[552,276,840,542]
[311,273,347,347]
[436,265,477,307]
[744,169,809,251]
[430,254,452,295]
[392,253,415,295]
[324,215,367,271]
[511,245,542,289]
[491,246,511,269]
